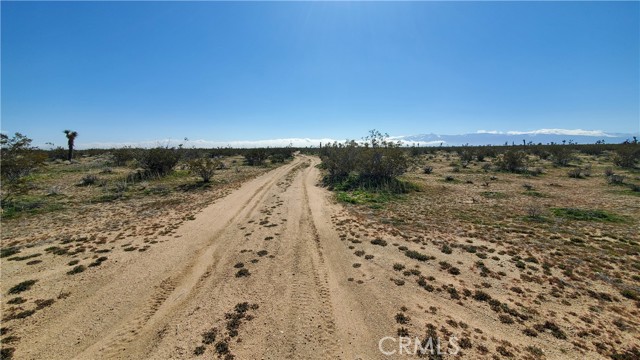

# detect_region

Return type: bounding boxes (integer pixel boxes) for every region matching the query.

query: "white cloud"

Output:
[477,128,613,137]
[77,137,339,149]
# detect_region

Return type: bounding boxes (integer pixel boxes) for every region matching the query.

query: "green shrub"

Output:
[613,145,639,168]
[320,130,408,193]
[495,149,528,173]
[245,149,268,166]
[548,146,574,166]
[8,280,38,294]
[551,208,622,222]
[138,146,181,177]
[405,250,429,262]
[188,158,220,182]
[1,133,46,184]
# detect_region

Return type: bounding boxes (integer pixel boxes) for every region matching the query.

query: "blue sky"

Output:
[2,1,639,147]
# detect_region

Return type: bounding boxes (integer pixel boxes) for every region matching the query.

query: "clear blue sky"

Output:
[2,1,639,147]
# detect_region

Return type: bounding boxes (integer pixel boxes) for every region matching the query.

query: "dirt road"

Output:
[11,156,393,359]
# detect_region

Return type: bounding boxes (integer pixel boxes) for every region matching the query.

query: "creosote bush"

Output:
[138,146,181,177]
[188,158,220,182]
[320,130,410,193]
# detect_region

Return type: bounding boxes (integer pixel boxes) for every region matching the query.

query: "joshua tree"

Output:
[63,130,78,161]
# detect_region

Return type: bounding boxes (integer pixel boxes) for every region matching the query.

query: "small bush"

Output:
[235,268,250,278]
[608,174,625,185]
[8,280,37,294]
[551,207,622,222]
[405,250,429,262]
[423,166,433,174]
[613,145,639,168]
[138,146,181,177]
[567,168,582,178]
[67,265,86,275]
[188,158,220,182]
[370,239,388,246]
[245,149,268,166]
[495,150,528,173]
[79,174,99,186]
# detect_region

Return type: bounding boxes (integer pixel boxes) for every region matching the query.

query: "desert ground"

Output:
[1,151,639,359]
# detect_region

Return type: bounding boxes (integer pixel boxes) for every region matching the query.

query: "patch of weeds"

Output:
[405,250,429,262]
[215,341,229,355]
[233,262,244,269]
[1,336,19,345]
[0,246,20,258]
[496,345,514,357]
[536,321,567,340]
[393,263,405,271]
[6,297,25,305]
[481,191,507,199]
[620,289,638,301]
[35,298,55,309]
[441,244,452,254]
[473,290,491,302]
[395,313,410,324]
[7,253,41,262]
[235,268,250,278]
[88,256,108,267]
[68,260,80,266]
[8,280,37,295]
[499,314,515,324]
[256,250,268,257]
[7,309,36,320]
[551,207,624,222]
[1,347,15,359]
[193,346,206,356]
[67,265,86,275]
[370,238,388,246]
[448,267,461,275]
[202,328,217,344]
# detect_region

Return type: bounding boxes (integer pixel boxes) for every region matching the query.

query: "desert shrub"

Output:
[459,149,473,162]
[320,130,409,193]
[138,146,181,177]
[613,145,639,168]
[244,149,268,166]
[423,166,433,174]
[8,279,38,294]
[269,149,294,163]
[567,168,582,178]
[405,250,429,262]
[79,174,99,186]
[188,158,220,182]
[1,133,46,184]
[110,146,140,166]
[549,146,574,166]
[357,130,408,181]
[495,149,528,173]
[607,174,625,185]
[48,146,67,160]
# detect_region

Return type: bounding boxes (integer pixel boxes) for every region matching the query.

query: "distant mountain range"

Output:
[76,129,638,149]
[397,130,638,147]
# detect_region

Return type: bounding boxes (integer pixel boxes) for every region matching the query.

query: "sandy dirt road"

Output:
[12,155,395,359]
